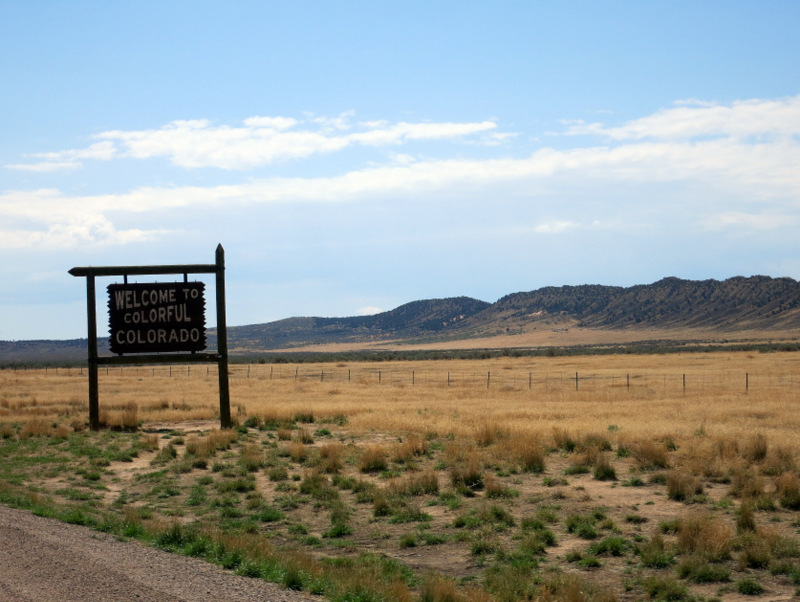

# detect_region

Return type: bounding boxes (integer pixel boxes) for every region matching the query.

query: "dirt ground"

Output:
[0,503,317,602]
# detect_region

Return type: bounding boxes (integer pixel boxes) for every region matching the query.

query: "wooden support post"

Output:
[216,244,232,429]
[86,274,99,431]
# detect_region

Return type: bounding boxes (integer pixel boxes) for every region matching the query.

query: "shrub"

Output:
[552,427,577,452]
[637,533,674,568]
[294,428,314,445]
[391,471,439,496]
[737,532,772,569]
[372,489,391,517]
[289,442,307,463]
[238,444,264,472]
[267,466,289,482]
[399,532,417,548]
[737,577,764,595]
[634,440,669,470]
[742,433,768,463]
[736,499,757,532]
[450,453,483,491]
[776,472,800,510]
[677,512,733,562]
[666,471,703,501]
[565,514,597,540]
[259,506,285,522]
[418,575,462,602]
[120,402,139,431]
[392,435,428,463]
[760,445,796,475]
[593,454,617,481]
[729,467,765,499]
[643,576,688,601]
[474,421,508,446]
[483,474,518,498]
[294,410,314,423]
[677,555,731,583]
[299,471,338,502]
[359,445,389,473]
[503,435,546,473]
[317,442,343,474]
[588,535,629,557]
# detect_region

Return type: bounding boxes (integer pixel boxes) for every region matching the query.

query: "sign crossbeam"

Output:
[69,244,231,430]
[69,264,218,277]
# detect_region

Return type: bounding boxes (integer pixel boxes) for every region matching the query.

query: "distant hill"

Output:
[2,276,800,361]
[225,276,800,350]
[227,296,490,350]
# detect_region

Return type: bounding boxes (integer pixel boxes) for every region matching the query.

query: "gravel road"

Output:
[0,505,318,601]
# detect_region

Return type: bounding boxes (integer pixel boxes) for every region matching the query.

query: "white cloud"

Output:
[349,121,497,146]
[242,116,298,130]
[356,306,383,316]
[533,220,579,234]
[0,215,164,250]
[3,97,799,250]
[5,141,116,171]
[564,95,800,141]
[704,212,800,231]
[5,161,82,172]
[71,114,503,170]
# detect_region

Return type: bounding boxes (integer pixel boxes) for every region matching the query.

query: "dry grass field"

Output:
[3,351,800,601]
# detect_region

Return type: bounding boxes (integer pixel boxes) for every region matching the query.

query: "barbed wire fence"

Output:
[4,363,797,394]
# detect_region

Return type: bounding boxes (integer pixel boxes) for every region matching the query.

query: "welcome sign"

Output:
[108,282,206,354]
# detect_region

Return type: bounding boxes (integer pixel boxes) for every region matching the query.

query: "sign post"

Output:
[69,244,232,430]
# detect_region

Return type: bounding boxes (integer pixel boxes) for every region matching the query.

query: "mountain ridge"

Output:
[3,275,800,361]
[225,275,800,350]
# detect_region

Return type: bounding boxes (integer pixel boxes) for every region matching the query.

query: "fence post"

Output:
[746,372,749,393]
[487,371,490,388]
[412,370,415,386]
[683,374,685,393]
[575,372,579,391]
[447,372,450,387]
[529,372,532,390]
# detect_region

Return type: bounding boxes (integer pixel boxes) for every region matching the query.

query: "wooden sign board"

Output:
[70,244,231,430]
[108,282,206,354]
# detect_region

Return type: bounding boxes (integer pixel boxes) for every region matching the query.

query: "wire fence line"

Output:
[4,363,798,394]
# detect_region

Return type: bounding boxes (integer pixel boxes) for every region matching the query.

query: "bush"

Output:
[565,514,597,540]
[359,445,388,473]
[588,535,629,557]
[777,472,800,510]
[737,577,764,595]
[666,471,703,501]
[593,454,617,481]
[637,533,674,568]
[635,440,669,470]
[643,575,688,601]
[677,555,731,583]
[677,512,733,562]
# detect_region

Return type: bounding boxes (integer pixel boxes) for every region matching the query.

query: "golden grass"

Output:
[3,351,800,457]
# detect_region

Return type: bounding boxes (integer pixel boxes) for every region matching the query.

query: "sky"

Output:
[2,1,800,341]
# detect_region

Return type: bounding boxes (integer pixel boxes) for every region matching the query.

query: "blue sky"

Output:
[2,1,800,340]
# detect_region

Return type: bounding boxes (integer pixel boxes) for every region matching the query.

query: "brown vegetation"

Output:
[4,351,800,600]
